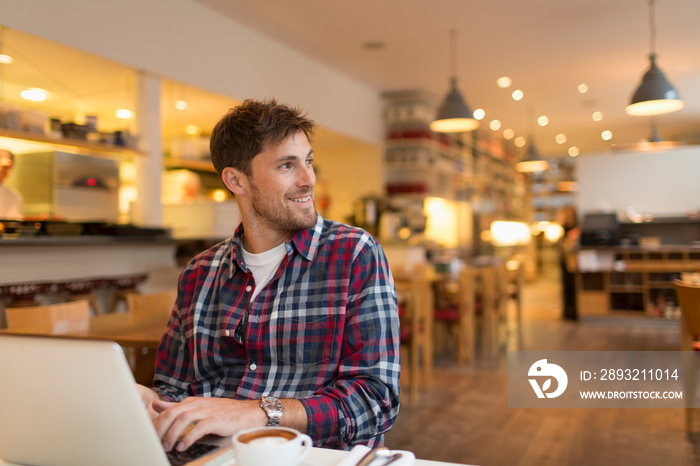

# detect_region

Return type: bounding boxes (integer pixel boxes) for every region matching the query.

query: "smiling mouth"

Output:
[289,195,312,203]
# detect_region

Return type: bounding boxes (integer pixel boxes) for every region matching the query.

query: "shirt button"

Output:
[245,285,252,292]
[250,363,257,371]
[224,329,231,337]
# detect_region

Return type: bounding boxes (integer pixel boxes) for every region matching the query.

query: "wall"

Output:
[0,0,382,146]
[575,145,700,218]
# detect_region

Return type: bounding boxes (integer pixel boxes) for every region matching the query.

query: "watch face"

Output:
[263,396,283,414]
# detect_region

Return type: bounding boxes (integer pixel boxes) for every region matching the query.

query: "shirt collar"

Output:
[227,213,323,276]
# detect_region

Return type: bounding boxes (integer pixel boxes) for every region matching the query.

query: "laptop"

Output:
[0,335,234,466]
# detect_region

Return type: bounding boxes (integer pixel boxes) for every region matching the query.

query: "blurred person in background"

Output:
[0,149,22,220]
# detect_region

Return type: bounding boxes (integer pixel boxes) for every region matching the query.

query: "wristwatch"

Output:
[260,395,283,426]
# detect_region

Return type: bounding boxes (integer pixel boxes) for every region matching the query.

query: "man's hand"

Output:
[151,397,265,452]
[136,384,161,420]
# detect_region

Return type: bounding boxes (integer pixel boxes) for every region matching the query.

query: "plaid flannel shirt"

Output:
[152,214,400,449]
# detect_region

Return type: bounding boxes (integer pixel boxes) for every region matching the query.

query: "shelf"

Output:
[164,157,216,173]
[0,128,142,158]
[609,285,644,293]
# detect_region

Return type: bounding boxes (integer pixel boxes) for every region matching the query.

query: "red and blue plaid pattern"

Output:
[153,214,400,449]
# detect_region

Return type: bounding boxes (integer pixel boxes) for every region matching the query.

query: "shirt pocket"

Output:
[273,302,338,368]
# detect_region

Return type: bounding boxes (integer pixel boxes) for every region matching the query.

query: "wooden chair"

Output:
[126,289,177,315]
[674,280,700,433]
[433,266,476,365]
[399,266,435,403]
[5,300,91,329]
[124,289,176,386]
[478,265,499,357]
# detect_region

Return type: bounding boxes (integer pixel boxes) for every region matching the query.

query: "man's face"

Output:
[247,131,317,232]
[0,152,13,184]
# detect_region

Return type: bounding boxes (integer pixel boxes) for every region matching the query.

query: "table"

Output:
[0,308,169,347]
[0,309,170,384]
[1,446,473,465]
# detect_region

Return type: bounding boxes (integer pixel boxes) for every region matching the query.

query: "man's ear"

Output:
[222,167,247,196]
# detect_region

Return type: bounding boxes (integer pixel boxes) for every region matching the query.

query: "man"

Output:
[138,99,400,452]
[0,149,22,220]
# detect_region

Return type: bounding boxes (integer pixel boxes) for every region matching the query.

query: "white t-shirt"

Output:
[240,242,288,301]
[0,184,22,220]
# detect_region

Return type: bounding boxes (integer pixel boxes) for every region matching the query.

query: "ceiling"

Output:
[194,0,700,156]
[1,0,699,158]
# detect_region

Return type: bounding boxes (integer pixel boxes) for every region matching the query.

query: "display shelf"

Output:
[575,246,700,316]
[0,128,141,158]
[164,157,216,173]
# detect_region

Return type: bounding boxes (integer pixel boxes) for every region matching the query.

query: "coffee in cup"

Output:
[232,426,312,466]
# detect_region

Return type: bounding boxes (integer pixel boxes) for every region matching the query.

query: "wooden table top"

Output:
[0,309,170,348]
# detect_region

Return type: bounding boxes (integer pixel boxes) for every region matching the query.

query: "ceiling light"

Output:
[568,147,580,157]
[503,129,515,140]
[601,130,613,141]
[592,111,603,121]
[473,108,485,120]
[512,90,524,101]
[578,84,588,94]
[430,30,479,133]
[516,139,549,173]
[175,100,188,110]
[514,136,527,148]
[537,116,549,126]
[0,53,13,64]
[555,133,567,144]
[497,77,512,88]
[489,119,501,131]
[20,88,47,101]
[116,109,132,119]
[185,124,199,135]
[626,0,683,116]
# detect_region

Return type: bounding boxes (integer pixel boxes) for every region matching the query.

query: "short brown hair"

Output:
[209,98,315,177]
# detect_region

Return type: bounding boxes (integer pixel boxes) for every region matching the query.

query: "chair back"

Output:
[126,289,177,315]
[408,270,434,343]
[5,300,91,329]
[674,280,700,351]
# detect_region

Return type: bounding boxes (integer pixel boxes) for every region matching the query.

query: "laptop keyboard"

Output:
[166,442,219,466]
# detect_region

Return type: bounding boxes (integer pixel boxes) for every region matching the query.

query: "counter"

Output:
[0,223,180,323]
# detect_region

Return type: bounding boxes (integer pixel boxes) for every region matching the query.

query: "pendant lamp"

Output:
[516,137,548,173]
[626,0,683,116]
[430,30,479,133]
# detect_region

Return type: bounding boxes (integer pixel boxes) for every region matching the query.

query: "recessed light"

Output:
[473,108,485,120]
[185,124,199,135]
[512,90,524,101]
[537,116,549,126]
[489,119,502,131]
[555,133,567,144]
[0,53,13,64]
[20,88,47,101]
[175,100,188,110]
[578,83,589,94]
[568,147,580,157]
[503,129,515,140]
[497,77,512,88]
[514,136,526,147]
[592,111,603,121]
[116,109,132,119]
[601,130,613,141]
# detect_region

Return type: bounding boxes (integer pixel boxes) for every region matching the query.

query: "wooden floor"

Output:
[384,265,700,466]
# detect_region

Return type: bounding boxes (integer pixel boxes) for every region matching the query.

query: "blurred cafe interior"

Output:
[1,1,700,465]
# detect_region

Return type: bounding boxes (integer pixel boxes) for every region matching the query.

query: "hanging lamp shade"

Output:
[430,77,479,133]
[626,54,684,116]
[516,139,548,173]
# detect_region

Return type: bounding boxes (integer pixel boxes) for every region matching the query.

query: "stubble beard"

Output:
[250,183,317,232]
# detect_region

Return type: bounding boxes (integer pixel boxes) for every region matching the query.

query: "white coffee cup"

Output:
[232,426,312,466]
